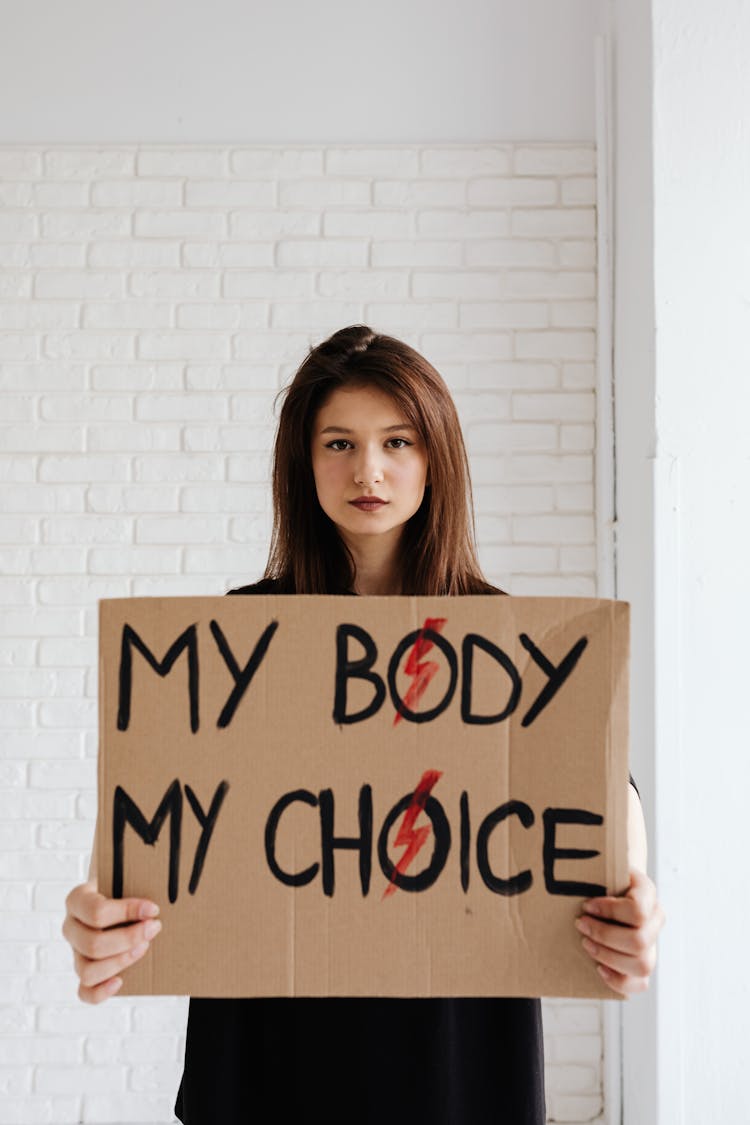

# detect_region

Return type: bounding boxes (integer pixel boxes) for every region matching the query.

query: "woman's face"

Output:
[310,384,429,551]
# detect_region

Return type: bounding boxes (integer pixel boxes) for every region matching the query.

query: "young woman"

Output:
[63,325,664,1124]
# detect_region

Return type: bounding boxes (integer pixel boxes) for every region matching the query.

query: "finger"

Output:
[66,884,159,931]
[575,911,663,957]
[580,933,656,980]
[78,975,125,1005]
[74,940,151,991]
[583,870,657,928]
[63,912,162,961]
[595,962,650,998]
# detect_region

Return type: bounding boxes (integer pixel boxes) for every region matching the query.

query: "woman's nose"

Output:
[353,445,384,485]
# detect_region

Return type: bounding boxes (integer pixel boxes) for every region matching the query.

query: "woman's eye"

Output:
[327,439,351,451]
[386,438,411,449]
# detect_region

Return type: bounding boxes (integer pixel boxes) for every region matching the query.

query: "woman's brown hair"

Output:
[263,324,503,596]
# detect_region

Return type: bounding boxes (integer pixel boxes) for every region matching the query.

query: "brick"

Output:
[479,544,558,574]
[326,147,419,176]
[460,302,548,330]
[137,332,230,360]
[89,240,180,268]
[0,303,77,330]
[175,303,242,330]
[135,393,228,422]
[35,1064,125,1095]
[280,179,370,206]
[86,484,179,513]
[468,177,557,206]
[512,514,594,544]
[137,149,227,176]
[0,213,38,239]
[416,210,509,238]
[184,241,274,268]
[362,302,456,330]
[374,180,465,206]
[506,454,593,483]
[87,423,182,452]
[0,1035,82,1065]
[560,546,597,572]
[468,363,558,391]
[2,608,83,636]
[37,577,129,606]
[40,212,130,239]
[551,300,597,328]
[371,240,462,268]
[512,208,596,238]
[39,455,129,482]
[0,425,83,453]
[31,244,86,268]
[558,241,597,268]
[0,792,76,820]
[83,301,172,329]
[224,271,312,299]
[44,149,135,179]
[231,148,324,176]
[420,147,511,176]
[88,547,180,574]
[513,146,595,176]
[0,152,42,178]
[231,331,312,362]
[0,637,36,665]
[181,484,265,513]
[271,301,362,328]
[515,331,595,361]
[560,424,595,451]
[317,270,409,299]
[133,454,224,482]
[0,731,83,758]
[43,333,135,361]
[34,272,123,299]
[413,272,505,299]
[562,363,595,389]
[323,211,412,238]
[90,363,182,391]
[82,1092,179,1122]
[232,210,320,238]
[469,422,556,453]
[513,392,594,422]
[465,239,557,268]
[134,210,226,238]
[561,177,597,205]
[136,515,226,544]
[91,180,182,206]
[0,1096,79,1123]
[419,333,512,360]
[0,364,86,392]
[0,335,38,361]
[276,240,369,268]
[556,484,595,511]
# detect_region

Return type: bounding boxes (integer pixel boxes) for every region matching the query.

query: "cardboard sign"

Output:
[97,594,629,999]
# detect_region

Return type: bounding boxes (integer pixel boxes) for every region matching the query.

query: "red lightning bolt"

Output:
[382,768,443,900]
[393,616,448,726]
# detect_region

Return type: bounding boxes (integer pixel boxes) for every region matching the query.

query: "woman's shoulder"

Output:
[225,576,287,597]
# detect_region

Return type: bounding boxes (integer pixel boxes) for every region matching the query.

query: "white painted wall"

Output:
[0,0,602,143]
[0,141,606,1124]
[614,0,750,1121]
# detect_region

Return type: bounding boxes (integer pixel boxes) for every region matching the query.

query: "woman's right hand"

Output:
[62,880,162,1003]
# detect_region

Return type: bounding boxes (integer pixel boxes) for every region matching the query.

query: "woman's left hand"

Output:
[575,867,666,996]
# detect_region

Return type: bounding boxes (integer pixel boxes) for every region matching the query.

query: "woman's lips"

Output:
[349,499,388,511]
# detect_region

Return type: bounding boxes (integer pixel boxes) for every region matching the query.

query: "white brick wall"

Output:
[0,143,603,1125]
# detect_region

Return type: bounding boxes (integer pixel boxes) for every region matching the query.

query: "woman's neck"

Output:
[342,529,403,595]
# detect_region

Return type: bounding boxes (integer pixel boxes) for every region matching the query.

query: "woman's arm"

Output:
[575,784,665,996]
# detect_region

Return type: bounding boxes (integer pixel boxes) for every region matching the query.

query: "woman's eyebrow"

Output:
[319,423,417,435]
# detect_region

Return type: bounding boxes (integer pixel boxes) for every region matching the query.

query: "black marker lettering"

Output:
[319,785,373,897]
[184,780,230,895]
[210,619,279,728]
[333,624,385,724]
[519,633,588,727]
[112,779,182,903]
[476,800,534,895]
[461,633,521,725]
[117,624,199,733]
[264,789,319,887]
[542,807,605,897]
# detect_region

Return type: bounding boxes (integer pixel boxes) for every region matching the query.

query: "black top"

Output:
[173,577,633,1125]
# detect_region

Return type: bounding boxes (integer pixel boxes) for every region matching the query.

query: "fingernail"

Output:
[584,902,600,916]
[107,977,123,994]
[575,918,592,936]
[130,941,149,960]
[597,964,611,980]
[144,919,162,940]
[581,937,597,955]
[139,902,160,919]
